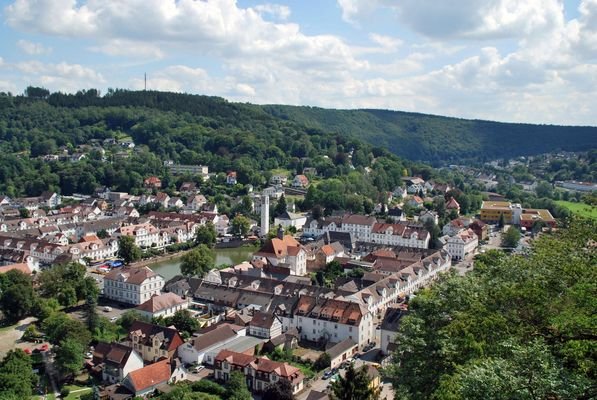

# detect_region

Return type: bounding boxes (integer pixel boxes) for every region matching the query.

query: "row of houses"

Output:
[164,246,450,350]
[304,214,430,248]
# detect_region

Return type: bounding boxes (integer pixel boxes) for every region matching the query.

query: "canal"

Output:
[149,246,257,281]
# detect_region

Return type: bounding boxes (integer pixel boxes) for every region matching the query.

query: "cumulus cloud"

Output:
[254,3,291,20]
[4,0,362,70]
[2,0,597,125]
[4,60,106,92]
[338,0,564,40]
[17,39,51,55]
[368,33,402,52]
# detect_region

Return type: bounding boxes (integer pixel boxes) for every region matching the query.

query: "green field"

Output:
[556,201,597,219]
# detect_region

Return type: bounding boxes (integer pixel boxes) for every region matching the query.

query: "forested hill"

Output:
[262,105,597,164]
[2,88,596,167]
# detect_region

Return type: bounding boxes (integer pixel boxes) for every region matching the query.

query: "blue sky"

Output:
[0,0,596,125]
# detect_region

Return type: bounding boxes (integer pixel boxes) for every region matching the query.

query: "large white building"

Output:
[370,223,430,248]
[446,228,478,260]
[117,223,167,249]
[103,266,165,305]
[304,214,430,249]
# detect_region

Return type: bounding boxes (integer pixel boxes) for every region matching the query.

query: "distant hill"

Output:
[262,105,597,164]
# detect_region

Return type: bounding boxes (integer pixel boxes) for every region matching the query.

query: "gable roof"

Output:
[136,293,186,314]
[192,324,238,351]
[105,266,160,285]
[126,359,171,392]
[326,338,357,360]
[249,311,279,329]
[129,321,184,353]
[93,342,136,368]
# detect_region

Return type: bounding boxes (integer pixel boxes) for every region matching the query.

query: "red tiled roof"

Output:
[446,198,460,209]
[320,245,335,257]
[126,359,170,392]
[0,263,31,275]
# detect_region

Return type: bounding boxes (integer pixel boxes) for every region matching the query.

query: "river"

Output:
[149,246,257,281]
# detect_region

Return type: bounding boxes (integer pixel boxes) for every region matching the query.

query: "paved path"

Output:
[0,316,38,358]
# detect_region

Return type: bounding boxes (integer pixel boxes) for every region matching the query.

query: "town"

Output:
[0,150,580,400]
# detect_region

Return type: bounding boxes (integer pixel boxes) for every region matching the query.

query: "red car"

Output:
[38,344,49,352]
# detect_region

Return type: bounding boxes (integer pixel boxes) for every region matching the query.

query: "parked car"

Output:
[103,306,112,312]
[84,352,93,359]
[110,316,118,322]
[323,370,333,379]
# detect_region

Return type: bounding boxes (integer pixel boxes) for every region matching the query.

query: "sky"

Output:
[0,0,596,126]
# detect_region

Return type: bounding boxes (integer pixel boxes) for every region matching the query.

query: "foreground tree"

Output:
[262,379,294,400]
[226,371,252,400]
[180,245,215,277]
[0,349,38,398]
[501,226,521,248]
[388,218,596,400]
[55,338,85,377]
[330,363,378,400]
[118,235,141,264]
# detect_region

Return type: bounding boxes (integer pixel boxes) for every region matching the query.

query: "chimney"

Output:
[277,225,284,240]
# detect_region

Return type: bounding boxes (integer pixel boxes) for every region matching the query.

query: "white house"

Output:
[446,228,478,260]
[117,223,162,249]
[214,350,304,395]
[178,324,247,366]
[253,234,307,276]
[248,311,283,339]
[274,211,308,231]
[135,292,189,319]
[93,342,144,384]
[370,223,430,249]
[103,266,165,305]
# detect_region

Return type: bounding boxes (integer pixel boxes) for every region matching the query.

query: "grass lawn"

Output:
[62,384,92,400]
[556,201,597,219]
[269,168,291,176]
[0,323,17,332]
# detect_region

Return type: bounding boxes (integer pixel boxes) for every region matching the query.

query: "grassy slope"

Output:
[556,201,597,219]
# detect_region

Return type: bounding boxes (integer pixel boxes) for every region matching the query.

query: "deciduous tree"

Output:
[180,245,215,277]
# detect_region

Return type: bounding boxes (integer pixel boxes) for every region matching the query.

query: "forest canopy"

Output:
[387,217,596,400]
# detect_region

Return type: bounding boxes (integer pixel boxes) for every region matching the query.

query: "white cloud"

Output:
[338,0,565,40]
[17,39,51,55]
[368,33,402,52]
[254,3,291,20]
[8,60,105,92]
[89,39,164,59]
[4,0,362,71]
[2,0,597,125]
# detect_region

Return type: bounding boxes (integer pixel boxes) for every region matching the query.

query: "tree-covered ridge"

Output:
[0,90,410,198]
[388,218,596,400]
[263,105,597,164]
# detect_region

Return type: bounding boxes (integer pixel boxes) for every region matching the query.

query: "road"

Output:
[42,351,60,399]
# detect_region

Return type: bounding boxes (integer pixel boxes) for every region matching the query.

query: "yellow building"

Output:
[480,201,513,223]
